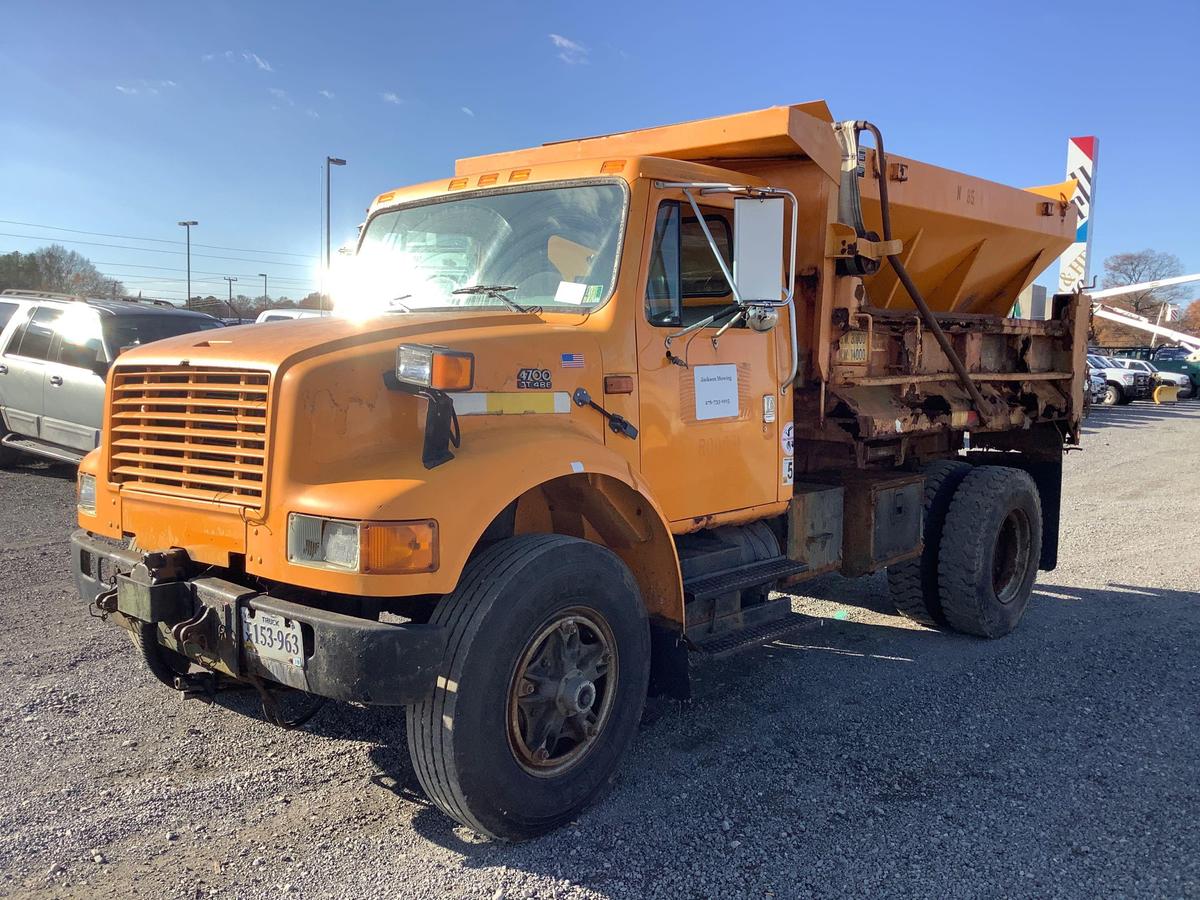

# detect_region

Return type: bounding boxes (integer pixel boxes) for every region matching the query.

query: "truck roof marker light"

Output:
[477,173,499,186]
[362,521,439,574]
[375,191,396,205]
[448,177,469,190]
[508,169,531,182]
[600,160,625,174]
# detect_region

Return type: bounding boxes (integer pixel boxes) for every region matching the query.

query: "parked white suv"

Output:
[0,291,221,465]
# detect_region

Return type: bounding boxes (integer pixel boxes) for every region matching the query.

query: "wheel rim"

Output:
[992,508,1032,604]
[507,607,618,777]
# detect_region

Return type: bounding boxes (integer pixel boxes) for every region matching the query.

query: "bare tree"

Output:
[1101,249,1186,315]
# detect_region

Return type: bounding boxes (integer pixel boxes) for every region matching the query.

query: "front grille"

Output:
[108,365,270,507]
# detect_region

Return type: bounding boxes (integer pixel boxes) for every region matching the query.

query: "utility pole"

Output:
[325,156,346,311]
[223,276,238,318]
[258,273,268,306]
[178,220,198,309]
[110,280,118,302]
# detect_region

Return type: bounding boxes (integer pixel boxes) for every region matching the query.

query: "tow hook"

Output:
[171,605,220,651]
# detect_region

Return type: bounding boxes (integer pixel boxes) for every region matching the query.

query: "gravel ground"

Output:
[1,402,1197,899]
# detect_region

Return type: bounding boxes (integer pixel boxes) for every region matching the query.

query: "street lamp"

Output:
[178,220,198,309]
[325,156,346,310]
[223,276,238,318]
[258,273,268,306]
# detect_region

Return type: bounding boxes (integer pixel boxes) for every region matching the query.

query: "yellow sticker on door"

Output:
[694,365,739,421]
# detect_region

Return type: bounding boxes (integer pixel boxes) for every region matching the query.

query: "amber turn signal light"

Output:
[362,520,439,574]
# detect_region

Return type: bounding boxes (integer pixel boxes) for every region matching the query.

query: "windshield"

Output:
[103,314,220,354]
[340,182,626,316]
[1155,347,1190,360]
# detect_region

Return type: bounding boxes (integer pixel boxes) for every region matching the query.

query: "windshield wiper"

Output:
[388,294,413,313]
[451,284,540,314]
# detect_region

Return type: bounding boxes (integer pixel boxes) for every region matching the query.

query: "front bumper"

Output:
[71,530,446,706]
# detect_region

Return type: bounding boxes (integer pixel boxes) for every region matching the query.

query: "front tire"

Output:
[1102,384,1123,406]
[407,534,650,840]
[937,466,1042,638]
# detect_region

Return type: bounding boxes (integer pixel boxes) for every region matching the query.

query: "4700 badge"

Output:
[516,367,552,389]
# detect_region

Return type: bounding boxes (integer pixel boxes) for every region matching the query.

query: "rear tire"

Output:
[407,534,650,841]
[937,466,1042,638]
[887,459,972,628]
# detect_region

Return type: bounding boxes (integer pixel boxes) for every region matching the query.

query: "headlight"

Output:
[287,513,438,573]
[1119,372,1135,383]
[396,344,474,391]
[77,473,96,514]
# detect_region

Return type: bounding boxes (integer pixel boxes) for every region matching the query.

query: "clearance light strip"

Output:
[451,392,571,416]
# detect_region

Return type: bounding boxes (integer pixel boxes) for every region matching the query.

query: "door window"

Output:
[55,306,106,369]
[645,201,733,327]
[0,301,18,334]
[8,306,61,361]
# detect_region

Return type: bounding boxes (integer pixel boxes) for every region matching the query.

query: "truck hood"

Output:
[112,310,561,374]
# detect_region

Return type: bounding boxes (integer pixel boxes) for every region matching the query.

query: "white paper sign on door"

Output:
[694,364,739,421]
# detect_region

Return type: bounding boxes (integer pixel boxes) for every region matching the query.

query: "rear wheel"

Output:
[937,466,1042,638]
[1178,381,1195,400]
[407,534,650,840]
[887,459,972,628]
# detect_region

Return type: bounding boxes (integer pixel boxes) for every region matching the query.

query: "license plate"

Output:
[241,608,304,668]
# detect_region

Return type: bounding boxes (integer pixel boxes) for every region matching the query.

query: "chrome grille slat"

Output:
[107,365,270,508]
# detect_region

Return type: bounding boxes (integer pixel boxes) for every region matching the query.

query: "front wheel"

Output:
[1102,384,1123,406]
[406,534,650,840]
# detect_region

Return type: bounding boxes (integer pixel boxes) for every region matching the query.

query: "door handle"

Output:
[0,364,7,375]
[49,375,64,387]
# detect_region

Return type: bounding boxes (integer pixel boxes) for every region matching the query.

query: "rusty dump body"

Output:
[72,102,1089,838]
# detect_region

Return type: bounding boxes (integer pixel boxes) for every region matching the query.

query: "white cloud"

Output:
[115,85,138,95]
[461,106,475,117]
[224,50,234,61]
[243,51,273,72]
[305,109,320,119]
[318,89,335,99]
[268,87,294,106]
[549,33,588,64]
[201,53,215,62]
[381,91,402,105]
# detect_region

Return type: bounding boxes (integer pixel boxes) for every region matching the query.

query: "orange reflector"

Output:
[477,173,499,186]
[604,375,635,395]
[430,350,475,391]
[375,191,396,205]
[362,521,439,574]
[600,159,625,174]
[448,177,469,190]
[508,168,531,182]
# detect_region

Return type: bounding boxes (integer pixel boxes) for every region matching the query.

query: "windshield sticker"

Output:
[694,364,739,420]
[583,284,604,303]
[554,281,587,305]
[561,353,584,369]
[517,368,552,389]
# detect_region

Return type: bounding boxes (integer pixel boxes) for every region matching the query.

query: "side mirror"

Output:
[90,360,110,379]
[733,197,785,305]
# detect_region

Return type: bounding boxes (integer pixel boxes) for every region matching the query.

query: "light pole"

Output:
[178,220,198,309]
[223,276,238,318]
[258,273,268,306]
[325,156,346,310]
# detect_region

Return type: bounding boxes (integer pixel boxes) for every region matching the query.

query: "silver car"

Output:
[0,290,221,465]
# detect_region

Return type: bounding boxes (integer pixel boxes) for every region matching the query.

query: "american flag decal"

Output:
[560,353,584,368]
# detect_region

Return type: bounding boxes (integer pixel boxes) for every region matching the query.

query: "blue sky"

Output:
[1,0,1197,303]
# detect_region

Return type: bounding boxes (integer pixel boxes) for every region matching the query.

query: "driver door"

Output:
[633,192,783,524]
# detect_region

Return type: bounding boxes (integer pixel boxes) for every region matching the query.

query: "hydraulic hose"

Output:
[856,121,997,424]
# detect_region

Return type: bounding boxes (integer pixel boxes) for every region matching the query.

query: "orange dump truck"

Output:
[72,102,1085,839]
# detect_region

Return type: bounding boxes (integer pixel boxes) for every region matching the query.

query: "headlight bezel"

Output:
[286,513,439,574]
[395,343,474,392]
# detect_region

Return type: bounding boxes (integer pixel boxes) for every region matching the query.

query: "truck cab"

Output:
[71,102,1087,840]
